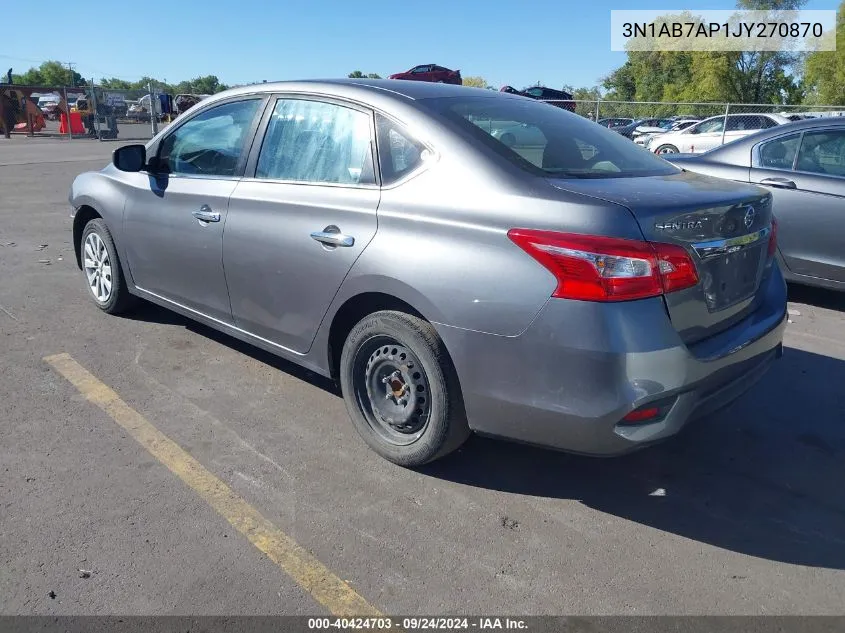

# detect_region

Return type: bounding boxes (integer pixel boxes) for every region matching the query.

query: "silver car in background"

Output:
[666,116,845,292]
[69,80,787,466]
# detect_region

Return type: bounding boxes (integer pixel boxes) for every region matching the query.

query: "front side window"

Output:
[525,88,544,98]
[158,98,261,177]
[411,66,430,74]
[695,118,725,134]
[796,130,845,176]
[255,99,374,185]
[758,133,801,169]
[437,96,679,178]
[158,99,261,177]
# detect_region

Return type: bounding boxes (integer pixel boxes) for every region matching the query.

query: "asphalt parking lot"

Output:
[1,138,844,616]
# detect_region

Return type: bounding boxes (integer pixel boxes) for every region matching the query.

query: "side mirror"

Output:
[113,144,146,172]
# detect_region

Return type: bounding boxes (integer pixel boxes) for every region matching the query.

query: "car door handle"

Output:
[192,206,220,223]
[759,177,796,189]
[310,229,355,247]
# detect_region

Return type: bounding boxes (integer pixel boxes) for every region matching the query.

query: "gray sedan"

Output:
[69,80,786,466]
[666,117,845,292]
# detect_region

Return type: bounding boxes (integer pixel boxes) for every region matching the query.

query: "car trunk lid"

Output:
[548,171,774,344]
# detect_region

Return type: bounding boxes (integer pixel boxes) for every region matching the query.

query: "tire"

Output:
[656,144,679,155]
[80,218,136,314]
[339,310,470,467]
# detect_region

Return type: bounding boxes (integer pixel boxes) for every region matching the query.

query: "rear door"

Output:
[751,128,845,282]
[223,95,380,354]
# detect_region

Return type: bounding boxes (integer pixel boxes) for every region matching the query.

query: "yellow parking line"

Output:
[44,352,381,617]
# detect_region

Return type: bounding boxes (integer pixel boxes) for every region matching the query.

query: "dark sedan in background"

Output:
[388,64,462,84]
[666,117,845,291]
[499,85,576,112]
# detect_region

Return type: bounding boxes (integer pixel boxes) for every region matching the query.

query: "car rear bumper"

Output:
[435,266,787,456]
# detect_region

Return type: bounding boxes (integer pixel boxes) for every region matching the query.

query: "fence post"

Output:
[595,99,601,123]
[148,82,159,137]
[91,79,101,141]
[720,103,730,147]
[63,87,72,140]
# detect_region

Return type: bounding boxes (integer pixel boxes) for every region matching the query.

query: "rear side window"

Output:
[727,115,765,131]
[796,130,845,176]
[758,133,800,169]
[376,114,427,185]
[255,98,374,185]
[695,118,724,134]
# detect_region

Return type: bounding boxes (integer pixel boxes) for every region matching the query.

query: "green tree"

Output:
[348,71,382,79]
[100,77,133,90]
[602,0,806,105]
[186,75,228,94]
[461,76,489,88]
[803,0,845,104]
[12,60,84,86]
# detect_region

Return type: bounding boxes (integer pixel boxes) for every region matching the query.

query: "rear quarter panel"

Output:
[329,147,645,337]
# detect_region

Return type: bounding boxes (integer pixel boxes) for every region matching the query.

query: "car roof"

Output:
[203,78,490,104]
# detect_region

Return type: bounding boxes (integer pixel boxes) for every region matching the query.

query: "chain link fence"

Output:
[0,82,189,141]
[4,86,845,151]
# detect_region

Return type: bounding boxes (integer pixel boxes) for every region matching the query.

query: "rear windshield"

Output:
[432,96,679,179]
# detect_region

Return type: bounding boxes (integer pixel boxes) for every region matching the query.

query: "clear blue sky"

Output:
[2,0,839,90]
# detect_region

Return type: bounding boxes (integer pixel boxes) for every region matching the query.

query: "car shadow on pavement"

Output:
[121,300,845,569]
[787,283,845,311]
[121,300,341,395]
[423,346,845,570]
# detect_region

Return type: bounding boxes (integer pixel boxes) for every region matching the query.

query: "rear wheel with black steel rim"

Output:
[339,310,470,466]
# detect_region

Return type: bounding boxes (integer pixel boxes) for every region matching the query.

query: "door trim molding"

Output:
[133,285,307,358]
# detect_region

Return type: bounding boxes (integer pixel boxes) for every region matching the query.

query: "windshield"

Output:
[432,96,679,179]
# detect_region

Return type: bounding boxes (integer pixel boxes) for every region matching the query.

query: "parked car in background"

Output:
[635,118,700,146]
[40,101,61,121]
[597,117,634,129]
[69,79,785,467]
[613,118,676,139]
[665,117,845,292]
[499,85,576,112]
[388,64,462,85]
[646,113,790,154]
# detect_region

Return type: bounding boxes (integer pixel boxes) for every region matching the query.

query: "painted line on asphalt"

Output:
[44,352,381,617]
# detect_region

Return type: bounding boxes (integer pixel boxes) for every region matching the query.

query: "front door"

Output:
[224,96,380,353]
[122,97,264,322]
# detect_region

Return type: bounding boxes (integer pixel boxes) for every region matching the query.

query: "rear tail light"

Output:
[622,407,661,423]
[507,229,699,302]
[768,216,778,257]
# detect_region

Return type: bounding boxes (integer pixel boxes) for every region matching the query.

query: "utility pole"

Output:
[66,62,76,87]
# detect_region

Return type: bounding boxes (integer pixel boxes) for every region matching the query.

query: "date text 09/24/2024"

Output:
[307,618,528,630]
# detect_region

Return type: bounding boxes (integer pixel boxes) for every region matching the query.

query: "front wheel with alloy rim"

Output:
[339,310,470,467]
[655,144,679,155]
[80,218,136,314]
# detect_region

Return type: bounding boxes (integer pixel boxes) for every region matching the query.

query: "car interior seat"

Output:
[542,136,587,171]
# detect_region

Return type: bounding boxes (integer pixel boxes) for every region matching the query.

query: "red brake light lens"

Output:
[508,229,699,302]
[768,216,778,257]
[622,407,661,423]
